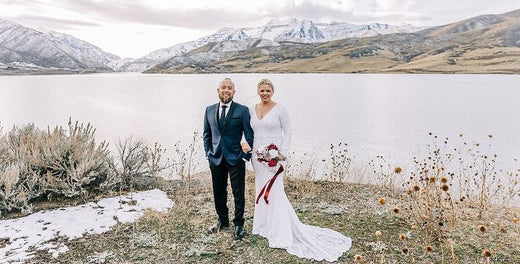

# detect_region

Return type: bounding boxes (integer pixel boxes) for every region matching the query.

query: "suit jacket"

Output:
[203,101,254,166]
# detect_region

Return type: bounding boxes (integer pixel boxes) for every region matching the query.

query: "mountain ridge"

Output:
[146,9,520,74]
[116,18,424,72]
[1,9,520,75]
[0,18,120,74]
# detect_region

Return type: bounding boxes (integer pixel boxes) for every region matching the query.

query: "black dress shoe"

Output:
[207,220,229,234]
[234,225,245,240]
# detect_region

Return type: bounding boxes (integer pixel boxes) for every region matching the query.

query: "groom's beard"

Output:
[219,94,233,104]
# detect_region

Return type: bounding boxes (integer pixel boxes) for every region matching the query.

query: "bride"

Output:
[241,79,352,262]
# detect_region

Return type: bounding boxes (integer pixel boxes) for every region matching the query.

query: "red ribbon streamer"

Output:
[256,164,284,205]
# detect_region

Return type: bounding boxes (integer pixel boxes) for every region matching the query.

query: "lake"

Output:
[1,73,520,176]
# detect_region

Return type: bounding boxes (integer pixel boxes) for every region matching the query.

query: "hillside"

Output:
[0,19,119,74]
[147,9,520,74]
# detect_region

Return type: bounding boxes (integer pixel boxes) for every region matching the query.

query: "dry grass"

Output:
[4,125,520,263]
[23,170,520,264]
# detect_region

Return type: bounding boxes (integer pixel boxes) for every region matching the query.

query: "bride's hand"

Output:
[277,153,285,160]
[241,142,252,153]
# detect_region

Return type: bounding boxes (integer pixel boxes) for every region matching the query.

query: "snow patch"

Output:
[0,189,173,264]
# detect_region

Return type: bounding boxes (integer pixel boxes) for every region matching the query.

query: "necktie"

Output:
[220,105,227,123]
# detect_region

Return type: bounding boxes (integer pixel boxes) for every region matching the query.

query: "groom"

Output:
[203,78,254,240]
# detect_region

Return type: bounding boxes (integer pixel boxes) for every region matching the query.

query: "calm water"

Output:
[1,73,520,173]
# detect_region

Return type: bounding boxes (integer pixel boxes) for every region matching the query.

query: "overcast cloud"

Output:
[1,0,518,58]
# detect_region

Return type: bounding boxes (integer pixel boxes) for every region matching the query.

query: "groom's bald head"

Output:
[219,78,235,88]
[217,78,236,104]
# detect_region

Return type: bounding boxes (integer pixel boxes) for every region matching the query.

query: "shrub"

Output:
[109,138,169,191]
[0,120,111,214]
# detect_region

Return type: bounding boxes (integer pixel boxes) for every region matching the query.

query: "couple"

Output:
[203,78,351,262]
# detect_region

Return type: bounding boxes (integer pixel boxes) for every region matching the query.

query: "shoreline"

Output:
[3,69,520,76]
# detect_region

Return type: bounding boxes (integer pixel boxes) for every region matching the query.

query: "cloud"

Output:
[257,0,426,24]
[4,0,408,30]
[4,0,518,32]
[11,15,100,30]
[375,0,413,11]
[28,0,267,30]
[264,1,356,21]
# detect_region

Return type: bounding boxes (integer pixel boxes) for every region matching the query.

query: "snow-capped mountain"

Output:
[0,18,119,72]
[316,21,425,39]
[241,18,425,42]
[244,18,325,42]
[199,27,251,43]
[0,17,424,74]
[41,29,120,67]
[114,27,252,72]
[150,37,280,72]
[120,18,423,72]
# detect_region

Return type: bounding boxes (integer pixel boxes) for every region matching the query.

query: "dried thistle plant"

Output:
[327,142,353,182]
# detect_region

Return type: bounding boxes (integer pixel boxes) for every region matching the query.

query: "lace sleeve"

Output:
[279,105,292,156]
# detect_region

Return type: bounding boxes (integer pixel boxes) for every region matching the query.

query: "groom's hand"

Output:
[241,142,252,153]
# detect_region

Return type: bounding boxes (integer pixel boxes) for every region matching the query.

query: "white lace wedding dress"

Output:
[250,104,352,262]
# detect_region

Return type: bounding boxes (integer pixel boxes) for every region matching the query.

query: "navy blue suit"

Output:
[203,101,253,226]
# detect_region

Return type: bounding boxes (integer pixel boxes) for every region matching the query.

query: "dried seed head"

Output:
[399,233,407,241]
[478,225,487,232]
[402,246,409,254]
[488,134,493,139]
[429,176,437,183]
[441,184,449,192]
[425,245,433,253]
[482,249,492,257]
[354,254,363,262]
[375,230,382,237]
[392,207,400,214]
[512,217,519,223]
[378,197,386,205]
[394,167,402,174]
[413,185,421,192]
[440,176,448,183]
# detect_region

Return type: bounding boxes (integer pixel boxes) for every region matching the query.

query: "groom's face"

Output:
[218,79,235,104]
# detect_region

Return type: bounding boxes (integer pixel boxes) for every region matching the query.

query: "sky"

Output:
[1,0,519,58]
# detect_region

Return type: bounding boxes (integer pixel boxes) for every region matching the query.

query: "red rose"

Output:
[268,159,278,167]
[267,144,278,150]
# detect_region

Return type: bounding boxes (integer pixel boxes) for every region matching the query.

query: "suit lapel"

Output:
[212,103,222,132]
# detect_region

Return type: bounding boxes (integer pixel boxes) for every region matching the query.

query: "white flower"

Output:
[268,149,279,157]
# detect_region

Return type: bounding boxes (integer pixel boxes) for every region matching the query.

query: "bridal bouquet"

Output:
[255,143,285,204]
[256,143,281,167]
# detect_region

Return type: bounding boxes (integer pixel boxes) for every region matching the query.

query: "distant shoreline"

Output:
[2,69,520,76]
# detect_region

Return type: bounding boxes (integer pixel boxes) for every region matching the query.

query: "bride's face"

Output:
[258,84,274,103]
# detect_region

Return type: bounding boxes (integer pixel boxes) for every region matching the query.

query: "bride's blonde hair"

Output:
[257,79,274,91]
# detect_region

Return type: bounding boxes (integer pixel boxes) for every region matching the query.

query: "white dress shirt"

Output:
[219,101,232,119]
